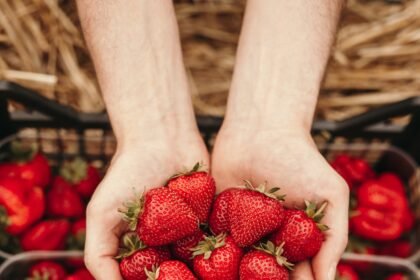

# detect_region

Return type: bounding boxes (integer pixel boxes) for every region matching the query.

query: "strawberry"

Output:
[228,181,285,247]
[21,219,70,251]
[171,229,205,265]
[117,233,170,280]
[67,218,86,250]
[270,201,328,262]
[0,142,51,188]
[385,273,409,280]
[60,158,101,199]
[239,241,292,280]
[350,207,403,241]
[330,154,374,189]
[357,180,408,213]
[145,261,197,280]
[47,176,85,219]
[121,187,199,246]
[0,177,45,235]
[209,188,241,235]
[65,268,95,280]
[378,172,406,195]
[192,234,243,280]
[379,240,412,258]
[167,163,215,223]
[27,261,67,280]
[336,263,359,280]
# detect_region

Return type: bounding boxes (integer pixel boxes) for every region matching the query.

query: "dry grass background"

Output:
[0,0,419,122]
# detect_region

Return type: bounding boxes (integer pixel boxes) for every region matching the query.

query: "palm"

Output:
[85,135,209,280]
[212,128,349,280]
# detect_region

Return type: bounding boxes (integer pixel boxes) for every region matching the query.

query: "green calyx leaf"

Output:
[254,241,294,270]
[304,200,329,232]
[10,141,38,163]
[0,206,10,229]
[145,265,160,280]
[243,180,285,201]
[167,162,207,182]
[59,157,88,184]
[115,232,145,260]
[26,271,50,280]
[118,194,144,231]
[191,233,226,260]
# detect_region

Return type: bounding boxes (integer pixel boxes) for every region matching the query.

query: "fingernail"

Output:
[327,263,337,280]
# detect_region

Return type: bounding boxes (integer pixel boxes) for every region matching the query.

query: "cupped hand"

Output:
[84,128,209,280]
[212,124,349,280]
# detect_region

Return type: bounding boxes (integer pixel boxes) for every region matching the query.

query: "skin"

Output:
[76,1,347,280]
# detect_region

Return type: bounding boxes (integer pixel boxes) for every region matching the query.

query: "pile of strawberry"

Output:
[117,163,329,280]
[330,154,416,278]
[25,260,94,280]
[336,264,410,280]
[0,142,101,254]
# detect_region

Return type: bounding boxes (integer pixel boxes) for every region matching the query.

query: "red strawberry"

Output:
[357,180,408,213]
[118,233,170,280]
[350,207,403,241]
[171,230,205,265]
[192,234,243,280]
[228,181,285,247]
[239,241,292,280]
[167,163,215,223]
[209,188,241,235]
[379,240,412,258]
[378,172,405,195]
[145,261,197,280]
[47,176,85,219]
[121,187,199,246]
[385,273,409,280]
[60,158,101,199]
[21,219,70,251]
[0,177,45,235]
[27,261,67,280]
[67,218,86,250]
[0,142,51,188]
[65,268,95,280]
[330,154,374,189]
[270,201,328,262]
[336,263,359,280]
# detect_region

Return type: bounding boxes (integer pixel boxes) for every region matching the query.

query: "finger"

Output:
[312,195,348,280]
[290,261,314,280]
[85,207,124,280]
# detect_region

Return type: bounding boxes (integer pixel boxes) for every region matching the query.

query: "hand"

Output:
[212,123,349,280]
[84,126,208,280]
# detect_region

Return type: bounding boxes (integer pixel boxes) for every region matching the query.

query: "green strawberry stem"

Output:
[0,206,9,229]
[191,233,226,260]
[304,200,329,231]
[9,141,37,162]
[254,241,294,270]
[243,180,285,201]
[115,232,145,259]
[167,162,207,182]
[59,157,88,184]
[145,265,160,280]
[119,194,145,231]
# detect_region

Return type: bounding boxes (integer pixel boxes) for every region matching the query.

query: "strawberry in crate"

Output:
[26,260,95,280]
[330,153,416,259]
[0,140,102,255]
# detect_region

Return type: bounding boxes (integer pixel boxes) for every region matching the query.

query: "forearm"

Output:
[225,0,344,132]
[76,0,196,147]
